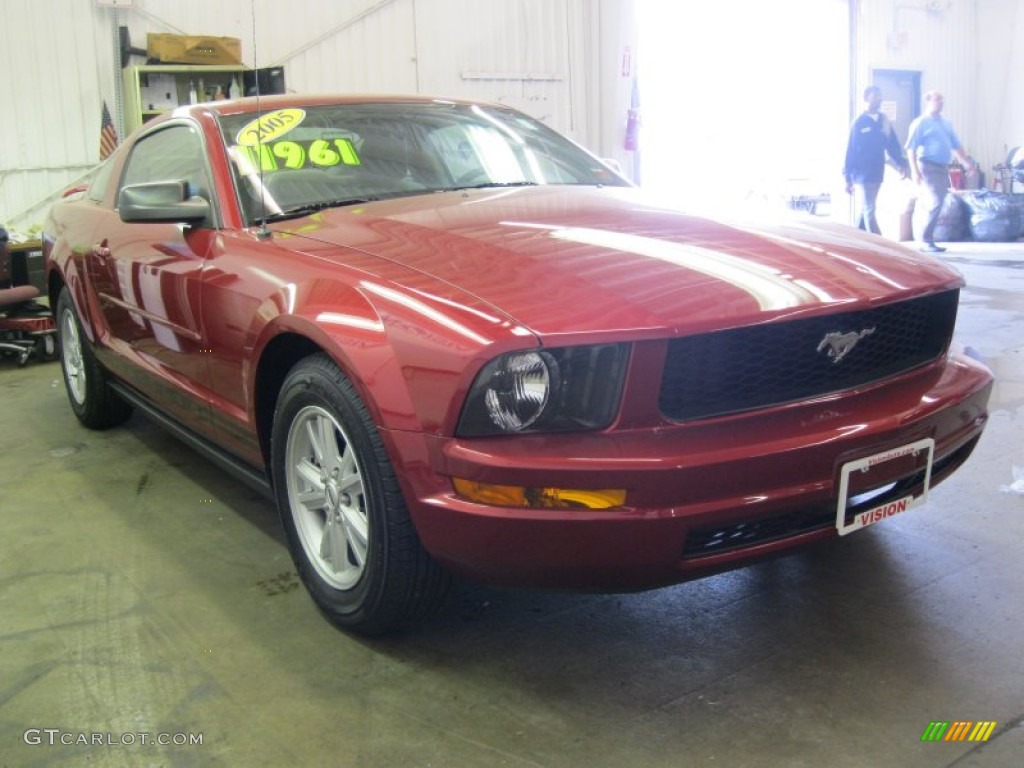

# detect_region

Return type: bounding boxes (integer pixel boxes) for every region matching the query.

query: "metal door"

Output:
[871,69,921,147]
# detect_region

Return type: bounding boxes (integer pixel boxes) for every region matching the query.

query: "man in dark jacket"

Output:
[843,85,908,235]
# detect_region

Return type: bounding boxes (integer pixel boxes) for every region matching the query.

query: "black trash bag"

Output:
[1007,194,1024,237]
[915,192,969,242]
[962,189,1022,242]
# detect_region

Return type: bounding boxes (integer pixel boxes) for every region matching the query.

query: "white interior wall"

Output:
[979,0,1024,165]
[117,0,624,152]
[1,0,1020,233]
[636,0,851,215]
[856,0,1022,175]
[594,0,639,180]
[0,0,119,235]
[2,0,629,232]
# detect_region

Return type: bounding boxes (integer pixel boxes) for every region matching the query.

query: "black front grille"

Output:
[659,290,959,422]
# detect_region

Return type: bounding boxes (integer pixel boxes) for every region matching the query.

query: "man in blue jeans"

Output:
[904,91,972,253]
[843,86,908,235]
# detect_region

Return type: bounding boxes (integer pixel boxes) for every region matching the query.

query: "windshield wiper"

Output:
[445,181,540,192]
[260,197,382,222]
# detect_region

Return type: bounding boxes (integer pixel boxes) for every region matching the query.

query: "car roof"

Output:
[177,93,495,120]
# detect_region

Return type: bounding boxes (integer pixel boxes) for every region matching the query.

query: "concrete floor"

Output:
[1,243,1022,768]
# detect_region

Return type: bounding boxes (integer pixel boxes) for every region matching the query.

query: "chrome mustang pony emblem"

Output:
[817,327,876,364]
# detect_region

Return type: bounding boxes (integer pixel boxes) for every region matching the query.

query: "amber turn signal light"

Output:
[452,478,626,510]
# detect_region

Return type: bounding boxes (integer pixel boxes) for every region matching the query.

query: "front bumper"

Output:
[388,353,993,590]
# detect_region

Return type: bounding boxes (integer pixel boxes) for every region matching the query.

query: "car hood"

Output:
[278,186,963,339]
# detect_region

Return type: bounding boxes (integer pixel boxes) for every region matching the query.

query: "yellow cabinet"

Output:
[122,64,248,133]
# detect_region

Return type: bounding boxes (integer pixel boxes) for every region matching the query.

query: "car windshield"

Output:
[217,101,628,225]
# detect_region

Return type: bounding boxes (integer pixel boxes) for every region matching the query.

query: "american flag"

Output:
[100,101,119,160]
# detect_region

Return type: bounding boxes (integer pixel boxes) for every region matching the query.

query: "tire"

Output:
[56,287,132,429]
[271,353,450,635]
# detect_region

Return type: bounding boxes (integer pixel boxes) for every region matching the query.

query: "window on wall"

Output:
[635,0,850,217]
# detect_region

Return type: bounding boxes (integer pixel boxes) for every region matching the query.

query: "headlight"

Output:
[457,343,629,436]
[483,350,556,431]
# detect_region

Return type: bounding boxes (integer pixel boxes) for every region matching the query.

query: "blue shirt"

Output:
[904,114,961,165]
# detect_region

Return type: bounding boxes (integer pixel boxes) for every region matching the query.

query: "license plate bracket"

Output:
[835,438,935,536]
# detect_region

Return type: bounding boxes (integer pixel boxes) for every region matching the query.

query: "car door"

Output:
[87,122,216,437]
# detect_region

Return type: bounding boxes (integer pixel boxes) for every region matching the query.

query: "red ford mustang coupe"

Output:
[44,95,992,634]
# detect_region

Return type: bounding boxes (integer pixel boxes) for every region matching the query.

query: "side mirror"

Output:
[118,180,210,225]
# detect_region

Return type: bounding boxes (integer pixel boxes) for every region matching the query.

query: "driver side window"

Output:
[121,124,214,204]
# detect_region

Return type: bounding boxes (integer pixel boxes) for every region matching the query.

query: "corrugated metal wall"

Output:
[2,0,1022,232]
[1,0,621,232]
[1002,2,1024,160]
[120,0,589,136]
[241,0,419,93]
[0,0,120,234]
[417,1,572,125]
[976,0,1023,165]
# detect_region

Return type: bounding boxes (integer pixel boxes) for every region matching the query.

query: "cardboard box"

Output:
[147,34,242,66]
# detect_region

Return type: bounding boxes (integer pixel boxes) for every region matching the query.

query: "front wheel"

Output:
[271,354,449,635]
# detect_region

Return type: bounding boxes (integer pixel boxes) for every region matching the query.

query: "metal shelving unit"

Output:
[122,64,248,133]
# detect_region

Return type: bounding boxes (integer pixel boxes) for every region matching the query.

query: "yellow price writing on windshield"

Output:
[240,139,361,172]
[236,109,306,146]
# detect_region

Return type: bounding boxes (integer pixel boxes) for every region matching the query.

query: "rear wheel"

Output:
[56,287,132,429]
[271,353,449,635]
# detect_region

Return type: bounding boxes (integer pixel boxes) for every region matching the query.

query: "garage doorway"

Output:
[635,0,851,218]
[871,68,922,148]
